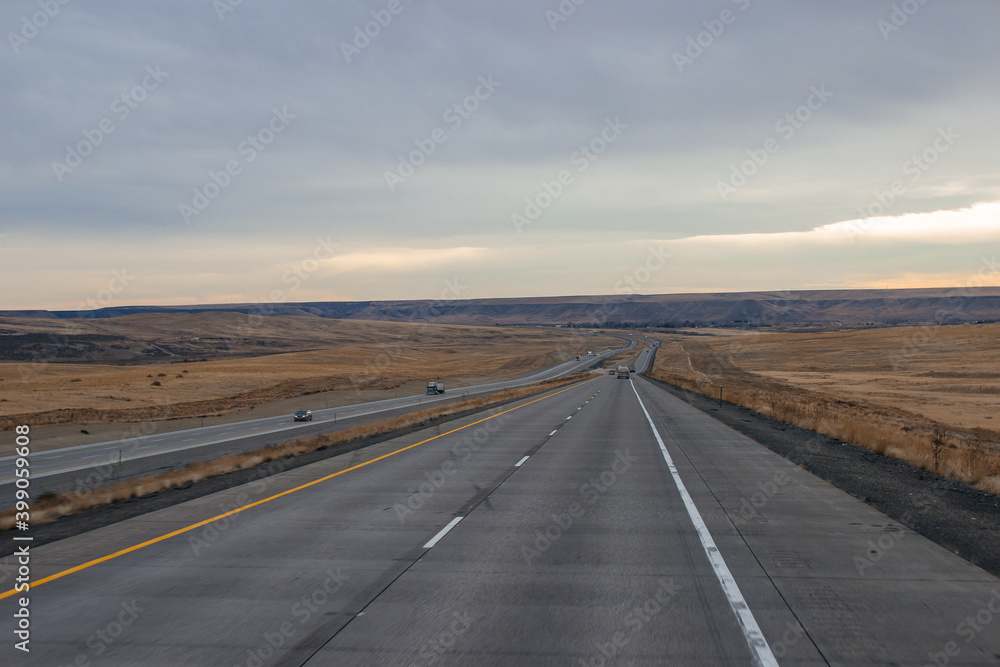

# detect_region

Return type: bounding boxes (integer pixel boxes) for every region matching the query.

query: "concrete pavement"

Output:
[2,372,998,665]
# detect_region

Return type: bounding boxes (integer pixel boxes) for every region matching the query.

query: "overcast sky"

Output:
[2,0,998,310]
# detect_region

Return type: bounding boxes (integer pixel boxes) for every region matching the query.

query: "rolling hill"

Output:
[5,287,999,328]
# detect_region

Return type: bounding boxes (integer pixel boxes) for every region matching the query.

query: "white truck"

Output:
[426,381,445,395]
[616,365,630,379]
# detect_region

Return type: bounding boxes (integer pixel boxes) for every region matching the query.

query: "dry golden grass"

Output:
[1,373,594,530]
[648,324,1000,493]
[602,341,652,369]
[0,313,617,430]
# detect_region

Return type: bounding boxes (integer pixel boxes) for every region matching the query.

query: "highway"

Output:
[3,371,999,664]
[0,340,634,501]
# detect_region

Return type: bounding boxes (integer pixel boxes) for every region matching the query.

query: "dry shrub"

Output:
[977,475,1000,495]
[648,367,1000,496]
[0,373,593,531]
[962,445,1000,484]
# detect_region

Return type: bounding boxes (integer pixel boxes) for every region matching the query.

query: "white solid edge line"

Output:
[629,380,778,667]
[515,455,530,467]
[423,516,464,549]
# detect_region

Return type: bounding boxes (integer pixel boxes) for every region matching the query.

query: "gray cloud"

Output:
[1,0,998,307]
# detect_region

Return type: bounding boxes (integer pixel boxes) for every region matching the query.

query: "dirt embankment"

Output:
[0,313,618,430]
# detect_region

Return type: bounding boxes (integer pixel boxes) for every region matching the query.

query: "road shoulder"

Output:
[640,374,1000,578]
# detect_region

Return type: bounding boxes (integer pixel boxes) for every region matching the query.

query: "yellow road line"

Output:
[1,378,593,600]
[0,383,553,480]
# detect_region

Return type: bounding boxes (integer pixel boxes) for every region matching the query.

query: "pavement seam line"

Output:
[295,378,607,662]
[0,378,595,601]
[630,378,779,667]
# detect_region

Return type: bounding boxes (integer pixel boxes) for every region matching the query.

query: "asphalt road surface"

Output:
[0,341,633,502]
[3,373,998,665]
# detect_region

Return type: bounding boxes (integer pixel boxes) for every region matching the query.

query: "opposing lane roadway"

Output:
[0,341,633,501]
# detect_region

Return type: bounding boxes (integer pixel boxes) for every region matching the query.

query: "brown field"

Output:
[648,323,1000,493]
[1,372,595,529]
[0,313,617,433]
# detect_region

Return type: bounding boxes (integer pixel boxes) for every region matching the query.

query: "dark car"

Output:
[293,409,313,422]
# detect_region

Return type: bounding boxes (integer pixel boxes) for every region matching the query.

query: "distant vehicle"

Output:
[616,365,630,379]
[426,381,446,395]
[587,350,594,356]
[293,409,313,422]
[575,355,581,360]
[629,367,635,373]
[607,369,615,375]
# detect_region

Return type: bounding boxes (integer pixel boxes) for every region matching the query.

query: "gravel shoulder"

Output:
[642,373,1000,578]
